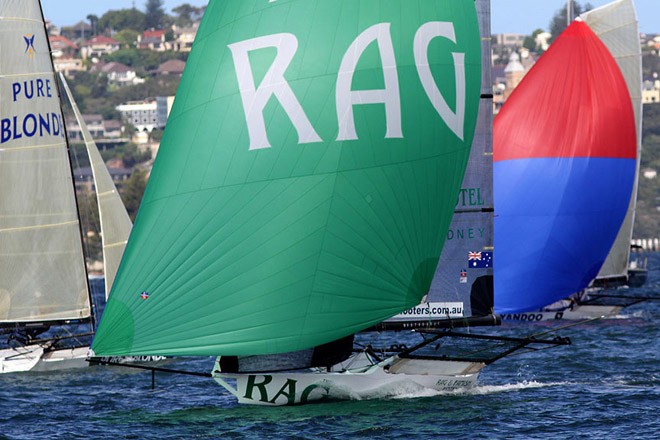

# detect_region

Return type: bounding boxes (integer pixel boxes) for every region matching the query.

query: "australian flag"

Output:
[468,251,493,268]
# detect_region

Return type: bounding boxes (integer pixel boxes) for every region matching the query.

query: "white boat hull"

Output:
[500,304,623,322]
[0,345,44,373]
[31,346,89,372]
[212,353,484,406]
[0,345,88,373]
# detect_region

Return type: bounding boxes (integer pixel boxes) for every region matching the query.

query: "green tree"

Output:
[522,29,545,53]
[172,4,205,27]
[87,14,99,36]
[75,189,103,263]
[548,2,593,43]
[642,49,660,79]
[121,143,152,168]
[114,29,140,47]
[145,0,166,29]
[120,168,148,221]
[98,9,146,33]
[104,48,187,73]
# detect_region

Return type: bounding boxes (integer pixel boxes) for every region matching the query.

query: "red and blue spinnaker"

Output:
[494,20,636,313]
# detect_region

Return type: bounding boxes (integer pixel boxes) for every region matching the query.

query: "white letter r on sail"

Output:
[229,34,322,150]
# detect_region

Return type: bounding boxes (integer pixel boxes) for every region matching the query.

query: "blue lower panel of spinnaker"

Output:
[494,157,636,313]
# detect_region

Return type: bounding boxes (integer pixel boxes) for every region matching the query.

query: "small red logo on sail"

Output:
[140,291,150,300]
[459,269,467,283]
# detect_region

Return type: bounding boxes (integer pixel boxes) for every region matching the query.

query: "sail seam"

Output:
[0,220,78,233]
[0,71,56,78]
[105,241,128,248]
[0,142,66,152]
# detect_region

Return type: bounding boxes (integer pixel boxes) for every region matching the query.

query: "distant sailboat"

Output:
[494,0,644,322]
[0,0,94,372]
[59,72,132,299]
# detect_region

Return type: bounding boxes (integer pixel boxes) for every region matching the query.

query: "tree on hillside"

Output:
[120,168,148,221]
[114,29,140,47]
[172,3,205,27]
[87,14,99,36]
[643,49,660,79]
[99,9,146,33]
[145,0,169,29]
[548,2,593,43]
[105,47,187,72]
[522,28,545,53]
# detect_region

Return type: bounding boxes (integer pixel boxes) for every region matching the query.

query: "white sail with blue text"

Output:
[0,0,93,373]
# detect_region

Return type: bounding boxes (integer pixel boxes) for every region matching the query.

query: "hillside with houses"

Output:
[49,1,659,264]
[45,1,205,263]
[491,13,660,243]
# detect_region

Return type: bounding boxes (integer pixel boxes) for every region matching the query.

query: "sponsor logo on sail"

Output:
[24,34,35,57]
[1,78,65,145]
[459,269,467,283]
[228,22,469,150]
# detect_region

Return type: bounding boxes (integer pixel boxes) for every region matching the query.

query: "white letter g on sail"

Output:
[414,22,466,141]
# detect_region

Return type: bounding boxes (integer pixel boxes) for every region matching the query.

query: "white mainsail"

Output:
[582,0,642,282]
[59,73,132,299]
[0,0,90,323]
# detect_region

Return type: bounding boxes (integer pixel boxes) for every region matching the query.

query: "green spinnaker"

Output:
[92,0,481,357]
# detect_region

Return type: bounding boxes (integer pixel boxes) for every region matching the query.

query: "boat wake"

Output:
[319,379,569,402]
[610,310,645,320]
[467,380,569,395]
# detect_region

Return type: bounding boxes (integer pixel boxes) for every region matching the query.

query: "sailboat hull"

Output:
[0,345,44,373]
[212,353,484,406]
[31,346,89,372]
[0,345,88,373]
[500,305,623,322]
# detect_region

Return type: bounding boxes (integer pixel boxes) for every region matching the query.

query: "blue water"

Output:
[1,254,658,439]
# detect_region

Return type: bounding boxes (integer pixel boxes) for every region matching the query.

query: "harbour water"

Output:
[1,253,658,439]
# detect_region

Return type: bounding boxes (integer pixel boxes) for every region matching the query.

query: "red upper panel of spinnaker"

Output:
[494,20,636,162]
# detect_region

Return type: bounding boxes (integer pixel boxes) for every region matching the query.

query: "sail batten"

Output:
[92,0,482,357]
